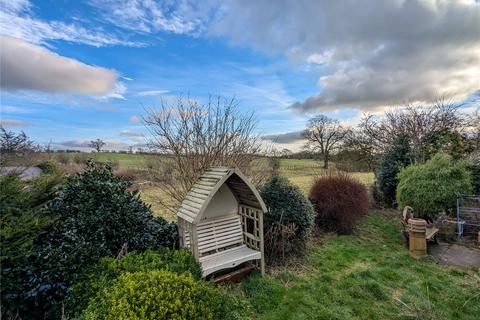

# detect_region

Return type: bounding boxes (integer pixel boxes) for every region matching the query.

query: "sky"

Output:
[0,0,479,151]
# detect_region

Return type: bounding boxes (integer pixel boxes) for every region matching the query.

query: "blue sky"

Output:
[1,1,479,151]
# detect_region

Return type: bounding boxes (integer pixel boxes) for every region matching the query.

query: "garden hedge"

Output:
[67,249,202,317]
[23,159,178,318]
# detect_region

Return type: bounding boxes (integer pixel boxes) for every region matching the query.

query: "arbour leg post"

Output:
[259,210,265,276]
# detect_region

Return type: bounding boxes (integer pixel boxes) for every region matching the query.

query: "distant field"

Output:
[50,152,156,168]
[278,158,374,194]
[48,152,374,220]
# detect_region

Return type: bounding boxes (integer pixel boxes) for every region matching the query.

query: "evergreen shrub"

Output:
[396,153,472,219]
[260,174,315,263]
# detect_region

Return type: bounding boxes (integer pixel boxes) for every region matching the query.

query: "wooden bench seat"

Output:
[199,245,261,277]
[185,214,262,277]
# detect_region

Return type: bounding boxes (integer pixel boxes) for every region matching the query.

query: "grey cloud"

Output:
[210,0,480,112]
[0,119,32,127]
[120,130,145,137]
[0,36,119,96]
[56,140,129,150]
[56,140,91,148]
[262,130,305,144]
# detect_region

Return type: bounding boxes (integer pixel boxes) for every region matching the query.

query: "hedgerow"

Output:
[23,160,178,318]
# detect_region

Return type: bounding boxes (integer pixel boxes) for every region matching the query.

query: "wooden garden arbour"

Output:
[177,167,266,277]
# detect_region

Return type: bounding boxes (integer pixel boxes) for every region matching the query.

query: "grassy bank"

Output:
[239,211,480,319]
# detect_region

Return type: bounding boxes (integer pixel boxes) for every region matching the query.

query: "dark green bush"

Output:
[0,172,63,318]
[376,133,411,207]
[422,128,475,161]
[80,270,252,320]
[396,153,472,219]
[37,161,62,175]
[260,174,315,263]
[67,249,202,316]
[23,159,178,318]
[309,174,370,234]
[466,153,480,195]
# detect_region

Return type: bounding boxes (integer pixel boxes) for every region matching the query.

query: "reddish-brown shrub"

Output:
[309,174,370,234]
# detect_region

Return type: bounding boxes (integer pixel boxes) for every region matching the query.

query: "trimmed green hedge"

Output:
[80,270,252,320]
[67,249,202,317]
[396,153,472,219]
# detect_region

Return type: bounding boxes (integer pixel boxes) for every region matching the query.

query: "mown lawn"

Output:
[237,211,480,320]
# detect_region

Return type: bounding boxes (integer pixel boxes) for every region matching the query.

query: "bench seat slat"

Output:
[197,220,241,233]
[199,237,243,253]
[199,245,261,277]
[197,223,243,238]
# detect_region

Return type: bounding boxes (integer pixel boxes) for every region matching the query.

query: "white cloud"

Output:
[0,1,141,47]
[209,0,480,113]
[1,105,35,114]
[0,0,31,14]
[88,0,211,35]
[0,119,32,127]
[130,115,141,124]
[137,90,169,96]
[0,36,121,96]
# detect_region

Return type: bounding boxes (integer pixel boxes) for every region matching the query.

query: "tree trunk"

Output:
[323,153,329,169]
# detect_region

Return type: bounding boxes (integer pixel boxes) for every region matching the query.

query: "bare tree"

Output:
[0,126,38,165]
[281,148,292,158]
[468,107,480,151]
[359,100,464,163]
[302,115,350,169]
[143,96,267,213]
[344,129,379,171]
[89,139,105,152]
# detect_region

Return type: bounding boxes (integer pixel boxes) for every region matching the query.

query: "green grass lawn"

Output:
[44,153,478,318]
[238,211,480,320]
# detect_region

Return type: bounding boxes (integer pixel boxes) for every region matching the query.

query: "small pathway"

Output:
[430,242,480,270]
